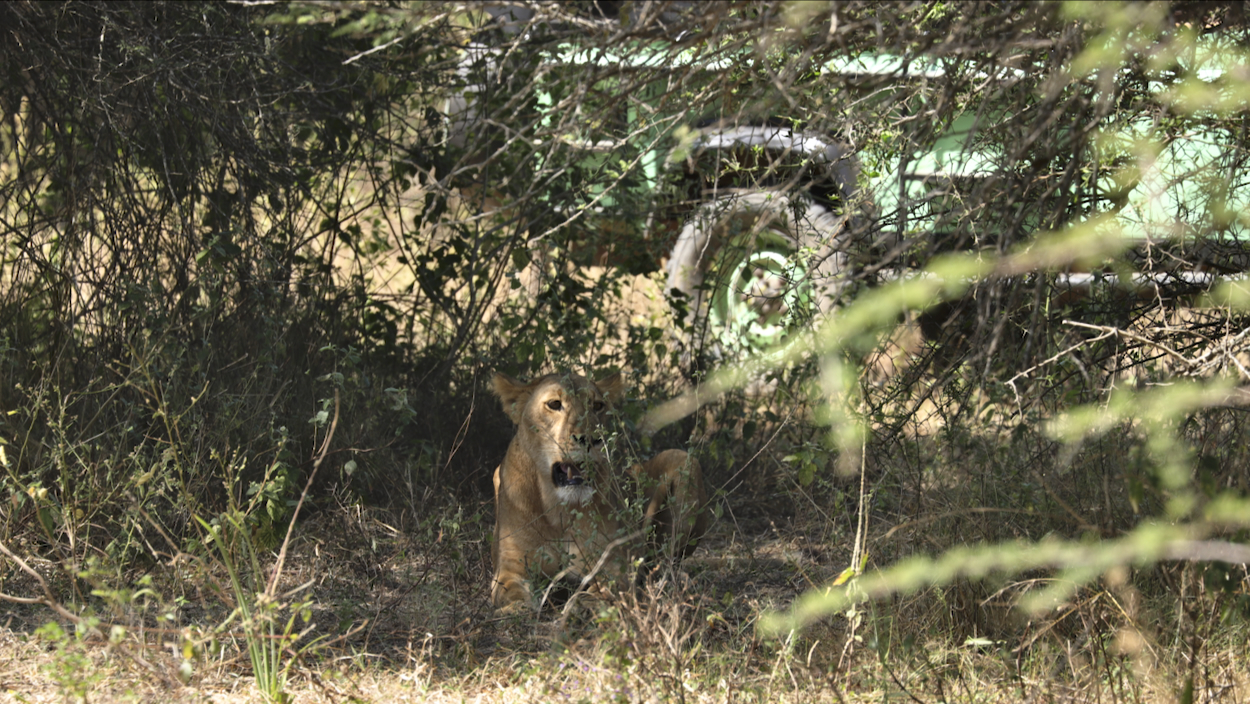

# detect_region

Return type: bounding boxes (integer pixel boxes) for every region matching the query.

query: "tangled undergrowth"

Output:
[2,462,1247,704]
[3,1,1250,702]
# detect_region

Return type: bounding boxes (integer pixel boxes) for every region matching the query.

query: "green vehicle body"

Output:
[453,17,1249,356]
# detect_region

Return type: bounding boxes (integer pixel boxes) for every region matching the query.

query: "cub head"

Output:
[492,371,625,506]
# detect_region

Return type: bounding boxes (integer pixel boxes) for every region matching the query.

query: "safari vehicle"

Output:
[448,10,876,360]
[449,4,1250,364]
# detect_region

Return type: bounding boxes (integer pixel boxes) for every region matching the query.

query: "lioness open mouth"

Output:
[551,462,585,487]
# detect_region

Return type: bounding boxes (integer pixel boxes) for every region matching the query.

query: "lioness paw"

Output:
[495,599,535,617]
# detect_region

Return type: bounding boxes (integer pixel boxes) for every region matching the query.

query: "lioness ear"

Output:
[595,371,626,407]
[492,372,532,425]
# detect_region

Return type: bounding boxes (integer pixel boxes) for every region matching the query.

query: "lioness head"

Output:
[492,371,625,506]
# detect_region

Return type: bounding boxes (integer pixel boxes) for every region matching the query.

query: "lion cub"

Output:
[490,371,707,610]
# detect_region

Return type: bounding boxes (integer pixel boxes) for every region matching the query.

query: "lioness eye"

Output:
[593,401,605,412]
[546,399,563,412]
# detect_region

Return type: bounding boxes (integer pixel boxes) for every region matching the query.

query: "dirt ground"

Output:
[0,481,861,703]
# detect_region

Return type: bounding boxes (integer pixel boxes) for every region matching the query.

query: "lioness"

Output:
[490,370,707,610]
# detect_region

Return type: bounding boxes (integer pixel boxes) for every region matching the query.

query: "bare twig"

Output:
[1005,323,1118,390]
[266,388,340,597]
[0,539,89,628]
[548,528,645,630]
[1066,320,1190,366]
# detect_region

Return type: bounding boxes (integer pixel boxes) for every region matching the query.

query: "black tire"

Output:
[665,191,852,368]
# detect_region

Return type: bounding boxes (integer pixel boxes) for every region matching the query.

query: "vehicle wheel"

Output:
[665,191,852,369]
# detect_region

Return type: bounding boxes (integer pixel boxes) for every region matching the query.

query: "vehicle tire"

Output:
[665,190,852,370]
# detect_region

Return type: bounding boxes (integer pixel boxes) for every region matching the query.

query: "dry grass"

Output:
[0,490,1246,703]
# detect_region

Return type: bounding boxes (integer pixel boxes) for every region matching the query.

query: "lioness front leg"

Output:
[491,465,543,611]
[490,545,533,610]
[492,510,561,610]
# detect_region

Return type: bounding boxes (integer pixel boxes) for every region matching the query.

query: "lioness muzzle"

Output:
[551,461,585,487]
